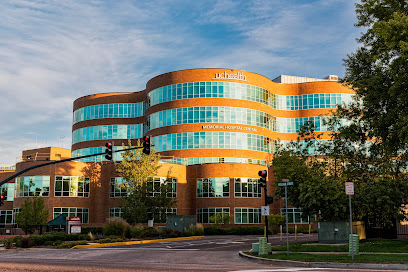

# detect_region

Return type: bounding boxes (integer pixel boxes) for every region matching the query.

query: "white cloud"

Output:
[0,0,361,165]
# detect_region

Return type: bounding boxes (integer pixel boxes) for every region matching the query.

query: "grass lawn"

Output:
[248,252,408,264]
[272,240,408,253]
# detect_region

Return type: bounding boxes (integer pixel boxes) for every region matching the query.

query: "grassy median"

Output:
[245,240,408,264]
[249,252,408,264]
[272,240,408,253]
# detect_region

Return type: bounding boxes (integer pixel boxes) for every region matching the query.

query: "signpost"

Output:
[345,182,354,260]
[278,179,293,255]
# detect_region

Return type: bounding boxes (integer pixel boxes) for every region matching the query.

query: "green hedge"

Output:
[29,232,90,246]
[204,226,267,235]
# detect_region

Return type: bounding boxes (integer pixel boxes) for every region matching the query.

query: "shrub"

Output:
[130,225,144,238]
[204,226,266,236]
[81,227,103,236]
[29,232,90,246]
[3,238,13,249]
[11,236,23,247]
[44,241,54,246]
[139,227,159,238]
[204,226,227,235]
[20,237,32,248]
[56,240,88,249]
[226,226,264,235]
[98,237,123,243]
[183,224,204,236]
[103,217,130,238]
[268,214,286,234]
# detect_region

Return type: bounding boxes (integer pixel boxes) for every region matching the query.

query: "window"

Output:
[234,178,261,198]
[0,183,15,201]
[110,177,128,197]
[55,176,90,197]
[109,207,123,218]
[13,208,21,224]
[197,177,229,197]
[197,208,229,224]
[15,176,50,197]
[281,208,310,224]
[146,177,177,198]
[234,208,262,224]
[0,210,13,225]
[53,207,89,224]
[110,177,178,198]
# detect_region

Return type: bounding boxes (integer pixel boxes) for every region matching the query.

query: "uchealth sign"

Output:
[213,71,247,81]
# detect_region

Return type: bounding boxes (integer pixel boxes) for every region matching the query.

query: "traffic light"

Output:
[258,170,267,187]
[266,195,274,204]
[142,136,151,155]
[0,194,5,206]
[105,142,113,160]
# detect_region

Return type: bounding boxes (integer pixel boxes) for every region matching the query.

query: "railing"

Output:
[0,166,16,172]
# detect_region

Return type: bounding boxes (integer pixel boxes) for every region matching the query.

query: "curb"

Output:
[238,251,408,271]
[73,236,205,249]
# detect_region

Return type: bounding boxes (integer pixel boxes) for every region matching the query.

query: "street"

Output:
[0,234,399,272]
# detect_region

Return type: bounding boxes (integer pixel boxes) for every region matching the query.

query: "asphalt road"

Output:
[0,234,400,272]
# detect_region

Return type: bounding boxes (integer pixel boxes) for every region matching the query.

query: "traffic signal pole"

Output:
[0,146,143,187]
[264,185,269,243]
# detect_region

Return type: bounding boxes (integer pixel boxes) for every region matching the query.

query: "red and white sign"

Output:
[345,182,354,195]
[68,216,81,222]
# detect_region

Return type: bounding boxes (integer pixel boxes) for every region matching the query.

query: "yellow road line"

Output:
[73,236,205,249]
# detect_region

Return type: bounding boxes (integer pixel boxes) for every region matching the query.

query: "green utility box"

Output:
[318,221,350,243]
[166,215,196,234]
[251,237,271,255]
[349,234,359,255]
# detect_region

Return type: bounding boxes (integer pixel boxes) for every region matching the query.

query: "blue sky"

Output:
[0,0,360,166]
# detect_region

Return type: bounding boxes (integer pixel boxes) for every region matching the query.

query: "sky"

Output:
[0,0,361,166]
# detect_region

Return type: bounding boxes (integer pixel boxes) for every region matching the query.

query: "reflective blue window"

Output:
[72,124,143,144]
[152,132,273,153]
[73,103,145,124]
[149,107,274,130]
[149,81,353,111]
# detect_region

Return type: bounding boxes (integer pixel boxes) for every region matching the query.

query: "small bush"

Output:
[3,238,13,249]
[103,217,130,238]
[20,237,32,248]
[44,241,54,246]
[29,232,90,246]
[139,227,159,238]
[56,240,88,249]
[204,226,227,235]
[81,227,103,236]
[130,225,144,238]
[12,236,23,247]
[98,237,123,243]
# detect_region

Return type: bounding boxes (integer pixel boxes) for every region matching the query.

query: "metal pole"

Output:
[349,194,354,260]
[285,184,289,255]
[264,186,268,243]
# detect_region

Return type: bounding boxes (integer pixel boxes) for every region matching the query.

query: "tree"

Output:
[15,197,48,234]
[116,140,176,224]
[272,0,408,227]
[341,0,408,169]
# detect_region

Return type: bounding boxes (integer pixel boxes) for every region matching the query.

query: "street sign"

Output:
[261,206,270,216]
[345,182,354,195]
[278,182,294,186]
